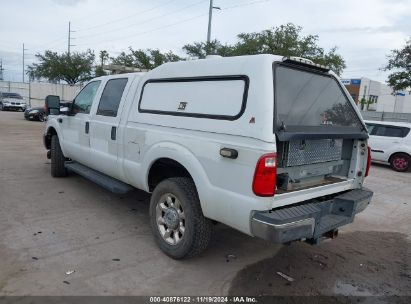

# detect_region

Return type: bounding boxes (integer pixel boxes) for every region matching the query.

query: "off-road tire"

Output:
[51,135,68,177]
[149,177,212,259]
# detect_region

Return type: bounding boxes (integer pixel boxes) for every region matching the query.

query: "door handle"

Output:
[111,126,117,140]
[85,121,89,134]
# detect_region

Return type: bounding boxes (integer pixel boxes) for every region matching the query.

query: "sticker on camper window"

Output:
[178,102,187,110]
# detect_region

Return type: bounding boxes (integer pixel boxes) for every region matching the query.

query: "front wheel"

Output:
[149,177,212,259]
[390,153,410,172]
[50,135,68,177]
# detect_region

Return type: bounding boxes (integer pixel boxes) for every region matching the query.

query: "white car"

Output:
[365,120,411,172]
[43,55,372,259]
[0,92,27,111]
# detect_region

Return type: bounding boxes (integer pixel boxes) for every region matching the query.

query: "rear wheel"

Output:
[149,177,212,259]
[38,113,45,122]
[51,135,68,177]
[390,153,410,172]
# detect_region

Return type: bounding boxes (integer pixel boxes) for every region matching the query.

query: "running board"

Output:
[65,162,133,194]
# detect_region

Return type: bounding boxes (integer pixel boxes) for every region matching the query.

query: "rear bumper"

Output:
[250,188,373,243]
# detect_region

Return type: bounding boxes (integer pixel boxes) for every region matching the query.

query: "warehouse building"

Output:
[342,77,411,113]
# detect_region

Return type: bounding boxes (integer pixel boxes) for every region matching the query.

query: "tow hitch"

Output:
[306,229,339,245]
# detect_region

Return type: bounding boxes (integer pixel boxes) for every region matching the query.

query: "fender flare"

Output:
[44,121,66,155]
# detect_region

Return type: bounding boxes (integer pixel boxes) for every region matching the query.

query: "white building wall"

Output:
[0,81,81,107]
[358,77,411,113]
[376,83,396,112]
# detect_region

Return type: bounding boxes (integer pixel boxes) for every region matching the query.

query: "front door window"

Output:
[72,81,101,114]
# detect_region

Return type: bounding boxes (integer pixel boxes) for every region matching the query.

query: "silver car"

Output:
[0,92,27,111]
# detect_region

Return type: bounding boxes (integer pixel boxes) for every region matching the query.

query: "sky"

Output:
[0,0,410,83]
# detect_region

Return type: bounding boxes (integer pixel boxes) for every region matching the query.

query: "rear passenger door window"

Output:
[372,125,407,138]
[97,78,128,117]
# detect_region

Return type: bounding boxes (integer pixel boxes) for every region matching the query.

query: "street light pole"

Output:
[207,0,213,44]
[206,0,220,44]
[22,43,28,83]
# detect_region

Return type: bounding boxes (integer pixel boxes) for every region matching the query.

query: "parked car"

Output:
[0,92,27,111]
[365,120,411,172]
[24,107,47,121]
[43,55,373,259]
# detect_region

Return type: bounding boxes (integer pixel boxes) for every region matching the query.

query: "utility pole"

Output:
[206,0,221,44]
[0,59,4,81]
[68,21,75,55]
[22,43,28,83]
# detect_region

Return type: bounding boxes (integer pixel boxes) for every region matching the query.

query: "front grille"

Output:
[284,139,343,167]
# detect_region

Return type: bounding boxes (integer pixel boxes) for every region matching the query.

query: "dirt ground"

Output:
[229,231,410,296]
[0,110,410,299]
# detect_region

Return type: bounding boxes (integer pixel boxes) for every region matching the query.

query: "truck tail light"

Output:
[252,153,277,197]
[365,146,371,177]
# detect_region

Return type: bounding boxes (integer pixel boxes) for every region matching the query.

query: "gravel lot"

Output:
[0,111,410,298]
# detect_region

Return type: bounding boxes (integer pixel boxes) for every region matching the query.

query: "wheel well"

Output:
[45,127,57,149]
[389,152,410,163]
[148,158,192,192]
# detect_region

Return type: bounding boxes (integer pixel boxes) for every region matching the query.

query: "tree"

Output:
[111,48,182,70]
[99,50,110,66]
[183,23,346,75]
[359,97,375,111]
[27,50,95,85]
[95,50,110,77]
[383,38,411,92]
[324,102,359,126]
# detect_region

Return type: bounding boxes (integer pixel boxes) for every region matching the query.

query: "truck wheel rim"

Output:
[393,157,408,170]
[156,193,185,245]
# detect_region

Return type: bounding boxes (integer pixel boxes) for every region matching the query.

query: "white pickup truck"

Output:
[43,55,373,259]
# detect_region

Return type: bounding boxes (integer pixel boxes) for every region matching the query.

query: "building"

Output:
[341,77,411,113]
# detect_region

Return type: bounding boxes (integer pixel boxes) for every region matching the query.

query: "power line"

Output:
[77,12,209,47]
[76,0,177,32]
[76,0,208,41]
[222,0,275,11]
[69,0,137,24]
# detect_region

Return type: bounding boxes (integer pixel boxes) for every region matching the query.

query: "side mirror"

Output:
[45,95,61,115]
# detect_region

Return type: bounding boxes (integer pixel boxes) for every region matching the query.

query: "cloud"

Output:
[51,0,87,6]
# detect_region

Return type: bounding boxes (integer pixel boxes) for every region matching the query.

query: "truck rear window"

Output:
[275,65,362,131]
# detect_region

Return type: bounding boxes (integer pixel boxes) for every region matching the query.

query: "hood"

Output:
[27,107,45,111]
[2,98,26,104]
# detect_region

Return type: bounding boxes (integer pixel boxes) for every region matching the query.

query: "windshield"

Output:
[275,65,362,131]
